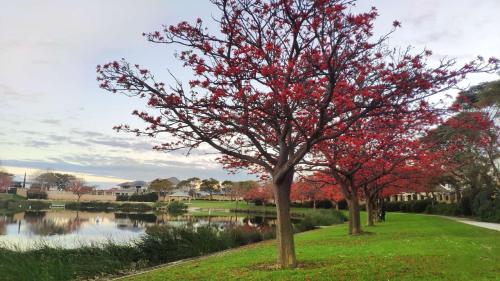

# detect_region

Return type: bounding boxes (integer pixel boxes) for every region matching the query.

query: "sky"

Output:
[1,0,499,187]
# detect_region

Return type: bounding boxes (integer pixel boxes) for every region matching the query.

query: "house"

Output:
[165,191,191,202]
[116,181,148,195]
[9,181,23,188]
[387,185,459,204]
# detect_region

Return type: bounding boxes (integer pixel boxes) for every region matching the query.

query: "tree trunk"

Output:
[366,196,375,226]
[347,192,362,235]
[455,190,461,202]
[272,171,297,269]
[313,200,316,210]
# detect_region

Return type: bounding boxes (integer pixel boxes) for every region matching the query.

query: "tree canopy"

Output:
[149,178,175,196]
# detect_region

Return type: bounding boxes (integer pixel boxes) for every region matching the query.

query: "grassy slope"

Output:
[186,200,314,216]
[0,194,25,201]
[123,213,499,281]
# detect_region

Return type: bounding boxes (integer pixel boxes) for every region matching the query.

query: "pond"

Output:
[0,210,276,249]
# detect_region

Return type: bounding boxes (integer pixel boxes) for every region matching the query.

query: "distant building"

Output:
[387,185,458,204]
[165,191,191,202]
[10,181,23,188]
[115,180,148,195]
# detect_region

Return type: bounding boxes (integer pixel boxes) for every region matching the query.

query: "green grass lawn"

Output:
[186,200,251,209]
[0,193,25,201]
[121,213,499,281]
[186,200,315,217]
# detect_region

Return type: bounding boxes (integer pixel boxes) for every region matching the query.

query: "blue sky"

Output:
[1,0,499,187]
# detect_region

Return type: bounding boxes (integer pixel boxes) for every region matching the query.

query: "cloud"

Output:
[0,83,19,97]
[404,10,436,28]
[27,140,53,148]
[1,156,255,188]
[415,30,461,45]
[0,83,36,104]
[40,119,62,125]
[2,164,130,185]
[88,138,153,151]
[15,129,158,152]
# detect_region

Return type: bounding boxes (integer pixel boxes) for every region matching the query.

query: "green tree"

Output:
[149,178,174,200]
[425,80,500,195]
[456,80,499,185]
[177,177,200,191]
[200,178,219,199]
[33,171,76,191]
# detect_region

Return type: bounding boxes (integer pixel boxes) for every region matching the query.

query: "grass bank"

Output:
[186,200,315,217]
[121,213,500,281]
[0,206,344,281]
[0,195,50,215]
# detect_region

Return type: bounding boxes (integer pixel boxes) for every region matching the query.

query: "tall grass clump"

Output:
[294,209,346,232]
[135,225,270,265]
[0,243,139,281]
[165,201,188,212]
[65,201,153,212]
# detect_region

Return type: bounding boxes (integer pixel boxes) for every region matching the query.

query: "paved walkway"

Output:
[412,213,500,231]
[449,217,500,231]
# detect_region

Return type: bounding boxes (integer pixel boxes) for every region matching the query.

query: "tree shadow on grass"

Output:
[350,230,375,236]
[250,260,328,271]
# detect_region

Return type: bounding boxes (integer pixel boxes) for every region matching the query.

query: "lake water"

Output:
[0,210,275,249]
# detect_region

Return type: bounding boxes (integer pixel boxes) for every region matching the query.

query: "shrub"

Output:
[253,199,264,206]
[117,193,159,202]
[114,212,157,222]
[472,187,499,222]
[224,225,274,246]
[458,188,478,216]
[65,201,116,211]
[294,209,346,232]
[27,191,48,200]
[290,200,334,209]
[28,201,51,210]
[166,201,188,213]
[116,194,129,201]
[65,201,153,212]
[428,203,460,216]
[315,200,334,209]
[386,199,434,213]
[118,203,153,212]
[128,192,158,202]
[337,199,348,210]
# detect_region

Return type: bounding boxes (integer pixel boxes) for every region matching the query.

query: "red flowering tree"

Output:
[97,0,498,267]
[426,87,500,191]
[361,158,442,225]
[0,171,13,193]
[307,101,450,234]
[321,184,344,210]
[67,179,93,203]
[291,179,325,209]
[243,184,273,205]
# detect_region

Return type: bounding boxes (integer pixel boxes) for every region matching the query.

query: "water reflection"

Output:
[0,210,275,249]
